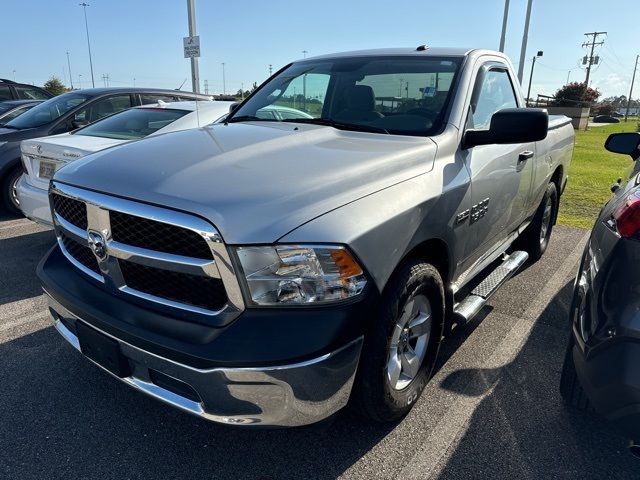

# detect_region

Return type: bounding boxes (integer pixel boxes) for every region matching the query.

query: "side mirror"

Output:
[464,108,549,148]
[229,102,239,114]
[72,120,88,129]
[605,133,640,159]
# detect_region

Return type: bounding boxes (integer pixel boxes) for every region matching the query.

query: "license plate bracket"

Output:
[76,322,131,378]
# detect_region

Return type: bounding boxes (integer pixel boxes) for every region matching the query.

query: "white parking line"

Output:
[0,312,50,336]
[397,230,590,480]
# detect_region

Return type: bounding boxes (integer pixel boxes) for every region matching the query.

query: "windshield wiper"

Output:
[284,118,389,134]
[0,124,21,130]
[226,115,277,123]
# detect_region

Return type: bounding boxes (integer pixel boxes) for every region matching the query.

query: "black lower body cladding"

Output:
[38,244,376,369]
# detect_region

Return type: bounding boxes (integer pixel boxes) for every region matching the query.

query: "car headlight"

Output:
[235,245,367,305]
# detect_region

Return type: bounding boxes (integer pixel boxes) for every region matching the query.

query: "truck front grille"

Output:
[60,231,101,275]
[49,182,245,320]
[51,193,88,229]
[110,210,212,259]
[120,260,227,311]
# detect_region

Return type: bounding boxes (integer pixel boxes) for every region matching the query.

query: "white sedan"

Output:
[17,100,233,225]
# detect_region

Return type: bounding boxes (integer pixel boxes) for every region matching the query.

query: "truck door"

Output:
[461,64,534,263]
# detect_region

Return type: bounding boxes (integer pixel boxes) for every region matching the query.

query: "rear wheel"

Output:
[516,182,558,262]
[1,165,22,215]
[352,259,444,422]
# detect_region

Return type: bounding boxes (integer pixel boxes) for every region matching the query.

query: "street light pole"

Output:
[186,0,200,93]
[499,0,510,52]
[66,51,74,89]
[78,74,82,89]
[625,55,639,122]
[221,63,226,95]
[517,0,533,83]
[526,51,543,107]
[79,3,95,88]
[12,70,16,82]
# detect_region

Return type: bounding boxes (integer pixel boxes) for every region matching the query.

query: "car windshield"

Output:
[74,107,190,140]
[6,93,90,129]
[229,55,462,136]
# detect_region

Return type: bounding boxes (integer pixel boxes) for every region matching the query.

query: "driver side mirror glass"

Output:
[229,102,239,114]
[605,133,640,157]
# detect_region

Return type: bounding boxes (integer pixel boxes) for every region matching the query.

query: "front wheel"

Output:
[515,182,558,262]
[352,259,444,422]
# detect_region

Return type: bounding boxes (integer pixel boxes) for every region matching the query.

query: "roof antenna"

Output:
[176,78,187,91]
[416,44,429,51]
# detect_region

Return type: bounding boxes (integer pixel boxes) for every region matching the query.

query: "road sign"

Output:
[183,36,200,58]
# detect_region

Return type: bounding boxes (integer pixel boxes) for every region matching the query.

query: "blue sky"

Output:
[2,0,638,99]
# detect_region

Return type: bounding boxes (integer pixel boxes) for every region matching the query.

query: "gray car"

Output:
[38,47,574,427]
[561,132,640,445]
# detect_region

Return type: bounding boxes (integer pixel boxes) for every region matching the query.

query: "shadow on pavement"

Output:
[0,230,55,305]
[437,280,638,479]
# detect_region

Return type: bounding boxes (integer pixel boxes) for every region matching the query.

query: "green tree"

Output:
[43,76,67,96]
[552,82,600,107]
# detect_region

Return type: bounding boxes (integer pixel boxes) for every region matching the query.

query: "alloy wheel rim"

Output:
[539,196,552,245]
[387,294,432,391]
[10,174,20,208]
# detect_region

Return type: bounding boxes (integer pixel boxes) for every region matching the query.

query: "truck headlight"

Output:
[235,245,367,305]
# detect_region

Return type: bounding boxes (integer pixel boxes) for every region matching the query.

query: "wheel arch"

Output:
[550,165,563,224]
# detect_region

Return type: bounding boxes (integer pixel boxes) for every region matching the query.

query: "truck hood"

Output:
[54,122,437,243]
[22,133,127,162]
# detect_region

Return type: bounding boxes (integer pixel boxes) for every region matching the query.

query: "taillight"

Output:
[612,190,640,238]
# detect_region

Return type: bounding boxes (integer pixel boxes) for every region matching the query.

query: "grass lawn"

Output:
[557,119,639,229]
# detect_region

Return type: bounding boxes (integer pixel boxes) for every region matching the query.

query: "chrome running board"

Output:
[453,250,529,323]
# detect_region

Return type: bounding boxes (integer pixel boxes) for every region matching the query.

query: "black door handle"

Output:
[518,151,534,162]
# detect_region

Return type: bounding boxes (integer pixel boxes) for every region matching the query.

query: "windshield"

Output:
[229,56,462,136]
[6,93,89,129]
[74,107,189,140]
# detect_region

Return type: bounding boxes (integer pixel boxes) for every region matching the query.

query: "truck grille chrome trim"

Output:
[49,181,245,319]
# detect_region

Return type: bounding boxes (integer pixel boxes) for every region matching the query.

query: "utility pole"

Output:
[66,51,74,89]
[78,74,82,89]
[221,63,226,95]
[526,50,543,107]
[186,0,200,93]
[12,70,16,82]
[517,0,533,83]
[133,77,136,87]
[101,74,109,87]
[79,3,95,88]
[204,79,208,95]
[625,55,639,121]
[582,31,606,92]
[302,50,308,111]
[566,70,571,85]
[269,64,273,76]
[241,82,244,100]
[499,0,510,52]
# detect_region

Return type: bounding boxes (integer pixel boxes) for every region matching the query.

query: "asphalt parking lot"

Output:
[1,213,638,479]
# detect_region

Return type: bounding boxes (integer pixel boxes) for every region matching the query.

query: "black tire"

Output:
[1,165,22,215]
[516,182,558,262]
[352,259,445,423]
[559,334,592,411]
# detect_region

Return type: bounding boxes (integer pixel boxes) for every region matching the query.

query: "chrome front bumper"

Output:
[47,294,363,427]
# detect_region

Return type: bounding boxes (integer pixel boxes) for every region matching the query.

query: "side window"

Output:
[15,86,51,100]
[73,95,133,124]
[471,69,518,129]
[140,94,178,104]
[0,86,12,101]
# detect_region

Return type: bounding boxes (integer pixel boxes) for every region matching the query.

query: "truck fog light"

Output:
[235,245,367,305]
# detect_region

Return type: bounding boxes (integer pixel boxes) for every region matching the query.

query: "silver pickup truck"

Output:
[38,47,574,427]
